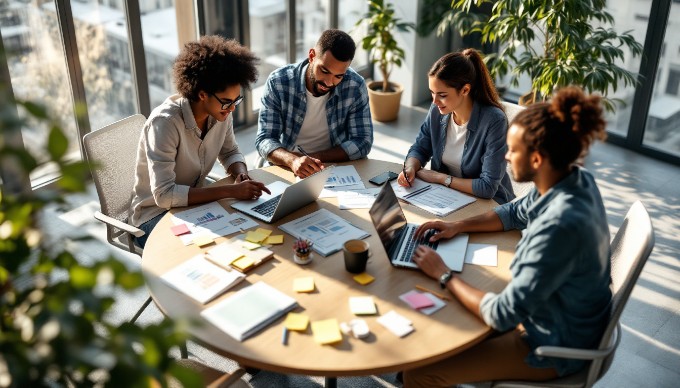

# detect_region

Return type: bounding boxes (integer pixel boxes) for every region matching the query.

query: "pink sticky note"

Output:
[401,291,435,309]
[171,224,190,236]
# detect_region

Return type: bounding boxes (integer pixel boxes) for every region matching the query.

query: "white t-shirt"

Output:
[441,116,468,178]
[295,69,331,153]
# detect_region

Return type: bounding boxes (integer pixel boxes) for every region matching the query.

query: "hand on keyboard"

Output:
[414,221,460,242]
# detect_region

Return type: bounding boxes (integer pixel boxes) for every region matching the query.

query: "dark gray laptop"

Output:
[231,166,333,223]
[368,183,468,271]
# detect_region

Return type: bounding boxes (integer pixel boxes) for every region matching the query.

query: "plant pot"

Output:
[367,81,404,122]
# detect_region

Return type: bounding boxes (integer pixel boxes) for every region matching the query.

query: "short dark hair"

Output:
[315,29,356,62]
[513,86,607,170]
[173,35,259,101]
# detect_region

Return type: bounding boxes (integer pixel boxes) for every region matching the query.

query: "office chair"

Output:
[492,200,655,388]
[162,360,248,388]
[83,114,151,324]
[500,101,534,199]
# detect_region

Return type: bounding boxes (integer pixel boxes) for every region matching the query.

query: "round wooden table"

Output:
[141,159,519,379]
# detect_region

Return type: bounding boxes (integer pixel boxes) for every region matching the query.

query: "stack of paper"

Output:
[171,202,258,245]
[160,255,245,304]
[206,239,274,273]
[390,180,476,217]
[278,208,370,256]
[399,290,446,315]
[201,281,298,341]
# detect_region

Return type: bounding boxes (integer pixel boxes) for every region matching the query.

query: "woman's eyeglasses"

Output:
[211,93,244,110]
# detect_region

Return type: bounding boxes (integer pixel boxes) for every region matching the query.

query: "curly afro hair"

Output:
[173,35,259,101]
[512,86,607,170]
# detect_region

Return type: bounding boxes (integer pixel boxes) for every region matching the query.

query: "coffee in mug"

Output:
[343,239,370,273]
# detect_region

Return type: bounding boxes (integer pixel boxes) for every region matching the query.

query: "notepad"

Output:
[312,319,343,345]
[349,296,377,315]
[160,254,245,304]
[377,310,414,337]
[263,235,284,245]
[399,290,435,309]
[205,240,274,273]
[201,281,298,341]
[284,312,310,331]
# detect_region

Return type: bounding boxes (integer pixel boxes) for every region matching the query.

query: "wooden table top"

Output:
[141,159,519,377]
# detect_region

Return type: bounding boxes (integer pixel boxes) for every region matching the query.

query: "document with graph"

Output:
[390,179,476,217]
[171,202,257,245]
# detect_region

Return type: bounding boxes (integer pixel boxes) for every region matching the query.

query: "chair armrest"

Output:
[94,211,145,238]
[535,323,621,360]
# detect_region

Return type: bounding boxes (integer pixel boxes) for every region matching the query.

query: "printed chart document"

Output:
[278,208,370,256]
[171,202,258,245]
[201,281,298,341]
[160,254,245,304]
[319,165,366,197]
[337,188,381,209]
[390,179,476,217]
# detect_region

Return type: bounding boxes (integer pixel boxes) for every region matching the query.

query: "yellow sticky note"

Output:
[245,230,268,243]
[311,319,342,345]
[192,235,214,247]
[293,277,315,293]
[353,273,375,285]
[255,228,273,237]
[239,240,261,250]
[231,256,255,271]
[263,234,284,245]
[284,312,310,331]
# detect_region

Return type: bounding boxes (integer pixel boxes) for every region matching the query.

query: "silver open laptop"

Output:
[231,166,333,223]
[368,183,468,271]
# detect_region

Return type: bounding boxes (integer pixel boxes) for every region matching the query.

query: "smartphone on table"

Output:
[369,171,398,185]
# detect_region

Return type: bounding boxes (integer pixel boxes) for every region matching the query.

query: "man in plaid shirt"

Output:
[255,29,373,178]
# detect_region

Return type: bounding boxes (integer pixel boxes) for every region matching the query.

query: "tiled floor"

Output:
[46,105,680,387]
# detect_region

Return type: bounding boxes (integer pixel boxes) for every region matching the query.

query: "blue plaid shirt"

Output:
[255,59,373,161]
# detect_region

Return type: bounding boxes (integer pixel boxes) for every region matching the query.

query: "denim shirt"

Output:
[481,167,611,376]
[255,59,373,162]
[406,103,514,204]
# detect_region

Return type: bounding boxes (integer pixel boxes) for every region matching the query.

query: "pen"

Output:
[402,162,412,187]
[297,145,311,158]
[415,285,450,301]
[281,327,289,345]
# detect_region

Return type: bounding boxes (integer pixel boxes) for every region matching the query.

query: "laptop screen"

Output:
[369,184,408,255]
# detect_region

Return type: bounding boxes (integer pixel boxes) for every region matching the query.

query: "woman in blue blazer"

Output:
[398,49,514,204]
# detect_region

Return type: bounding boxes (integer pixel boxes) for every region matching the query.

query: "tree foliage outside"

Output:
[418,0,643,111]
[0,72,199,387]
[354,0,415,93]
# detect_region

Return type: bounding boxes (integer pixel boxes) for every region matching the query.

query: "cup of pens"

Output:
[293,237,314,265]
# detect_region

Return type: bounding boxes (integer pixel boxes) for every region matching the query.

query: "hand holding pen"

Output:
[399,161,413,187]
[294,145,324,178]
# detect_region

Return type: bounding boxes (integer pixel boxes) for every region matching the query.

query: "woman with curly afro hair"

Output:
[405,86,611,386]
[130,36,270,248]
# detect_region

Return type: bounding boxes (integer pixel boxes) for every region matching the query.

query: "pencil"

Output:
[415,285,450,301]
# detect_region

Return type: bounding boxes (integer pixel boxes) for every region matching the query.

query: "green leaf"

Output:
[47,125,69,160]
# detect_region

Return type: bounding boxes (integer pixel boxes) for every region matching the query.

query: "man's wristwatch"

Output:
[444,175,452,188]
[439,270,455,289]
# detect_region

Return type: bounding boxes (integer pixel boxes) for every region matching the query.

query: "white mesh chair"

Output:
[83,114,151,323]
[492,201,655,388]
[501,101,535,199]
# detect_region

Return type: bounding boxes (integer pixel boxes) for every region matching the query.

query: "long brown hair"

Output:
[428,48,503,111]
[513,86,607,170]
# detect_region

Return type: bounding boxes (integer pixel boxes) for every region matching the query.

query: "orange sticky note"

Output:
[192,235,214,247]
[284,312,310,331]
[263,235,284,245]
[171,224,190,236]
[311,319,342,345]
[353,273,375,285]
[293,277,315,293]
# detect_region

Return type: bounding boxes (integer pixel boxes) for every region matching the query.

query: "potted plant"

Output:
[418,0,643,111]
[355,0,415,121]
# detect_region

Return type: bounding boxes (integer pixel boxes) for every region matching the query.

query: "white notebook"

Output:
[160,254,245,304]
[201,281,298,341]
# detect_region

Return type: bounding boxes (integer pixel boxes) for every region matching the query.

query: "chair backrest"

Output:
[83,114,146,250]
[587,201,655,386]
[501,101,535,199]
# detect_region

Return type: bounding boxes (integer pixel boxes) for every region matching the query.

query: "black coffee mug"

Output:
[343,239,370,274]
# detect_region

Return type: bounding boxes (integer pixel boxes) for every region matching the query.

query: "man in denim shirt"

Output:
[255,29,373,178]
[404,87,611,387]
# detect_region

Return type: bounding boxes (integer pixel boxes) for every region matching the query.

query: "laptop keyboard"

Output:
[396,228,439,263]
[252,194,282,217]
